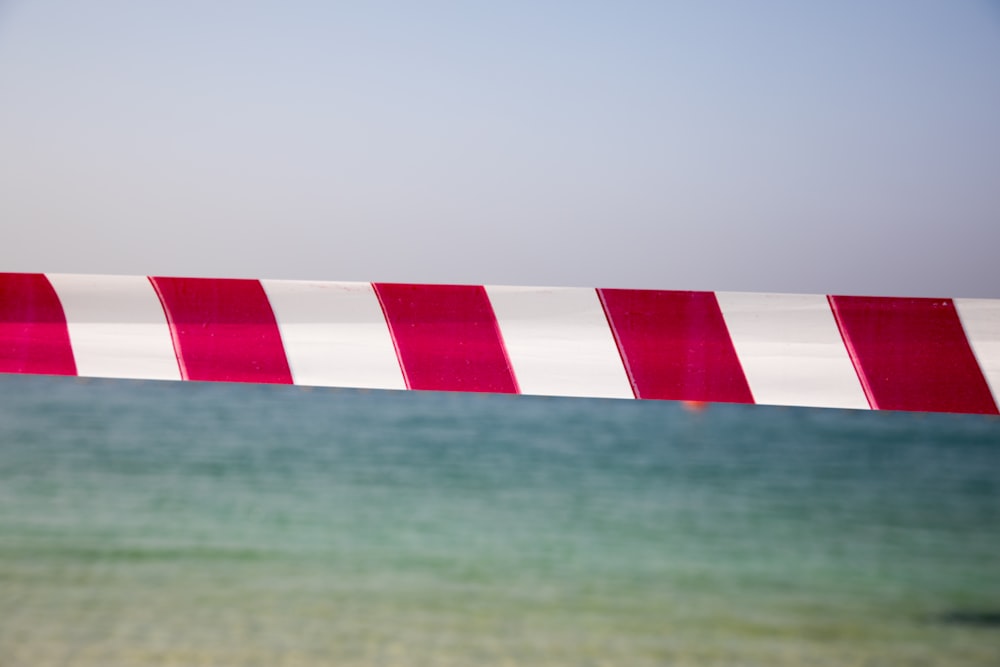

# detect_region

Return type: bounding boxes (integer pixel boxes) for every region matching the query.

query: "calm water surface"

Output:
[1,374,998,666]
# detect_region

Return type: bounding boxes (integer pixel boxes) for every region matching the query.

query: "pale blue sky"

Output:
[1,1,998,296]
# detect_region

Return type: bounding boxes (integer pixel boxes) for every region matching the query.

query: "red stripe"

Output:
[0,273,77,376]
[598,289,753,403]
[149,277,292,384]
[828,296,997,414]
[373,283,518,393]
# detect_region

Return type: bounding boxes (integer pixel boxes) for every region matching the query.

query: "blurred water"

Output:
[0,374,998,666]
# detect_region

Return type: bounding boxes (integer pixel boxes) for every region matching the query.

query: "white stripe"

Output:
[261,280,405,390]
[715,292,868,410]
[46,273,181,381]
[954,298,1000,405]
[485,286,633,399]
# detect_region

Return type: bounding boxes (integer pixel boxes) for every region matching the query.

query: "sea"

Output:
[0,373,998,666]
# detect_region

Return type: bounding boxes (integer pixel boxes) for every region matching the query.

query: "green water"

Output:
[0,374,998,666]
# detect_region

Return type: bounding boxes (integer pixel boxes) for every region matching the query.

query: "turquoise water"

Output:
[0,374,998,666]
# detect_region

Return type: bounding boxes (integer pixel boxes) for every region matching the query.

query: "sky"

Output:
[1,1,998,297]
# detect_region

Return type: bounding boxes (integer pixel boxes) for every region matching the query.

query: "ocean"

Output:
[0,374,998,666]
